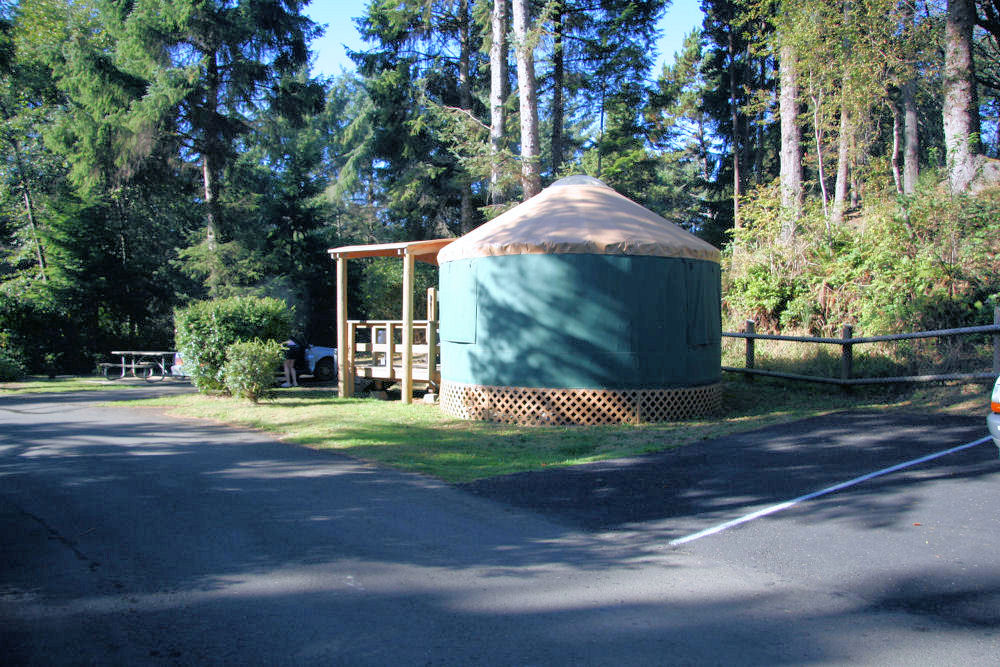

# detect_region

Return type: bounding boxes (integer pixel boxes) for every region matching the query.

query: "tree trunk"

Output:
[890,98,903,195]
[902,80,919,194]
[832,102,850,225]
[489,0,508,204]
[550,3,565,175]
[203,51,221,252]
[597,85,606,178]
[943,0,980,192]
[11,139,46,281]
[727,26,742,228]
[811,87,829,221]
[778,40,802,240]
[202,154,219,248]
[201,51,224,292]
[458,0,475,233]
[849,116,862,208]
[832,0,852,222]
[511,0,541,199]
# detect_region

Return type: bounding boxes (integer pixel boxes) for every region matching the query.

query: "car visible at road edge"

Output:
[988,376,1000,455]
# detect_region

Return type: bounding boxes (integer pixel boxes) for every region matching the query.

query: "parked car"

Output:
[989,376,1000,455]
[301,344,337,382]
[170,352,187,377]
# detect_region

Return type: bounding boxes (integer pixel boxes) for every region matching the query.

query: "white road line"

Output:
[669,435,994,547]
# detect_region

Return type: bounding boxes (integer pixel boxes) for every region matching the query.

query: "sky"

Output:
[303,0,705,78]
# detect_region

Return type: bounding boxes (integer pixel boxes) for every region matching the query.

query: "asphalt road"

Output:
[2,388,998,665]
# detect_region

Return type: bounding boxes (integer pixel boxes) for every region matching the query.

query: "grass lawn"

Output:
[2,374,988,482]
[86,377,989,483]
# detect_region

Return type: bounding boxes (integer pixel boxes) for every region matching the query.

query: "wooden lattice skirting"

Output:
[440,380,722,426]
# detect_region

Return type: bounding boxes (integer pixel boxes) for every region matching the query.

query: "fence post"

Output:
[841,324,854,390]
[994,306,999,376]
[745,320,755,382]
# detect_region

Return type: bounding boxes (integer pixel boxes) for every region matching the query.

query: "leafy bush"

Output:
[0,349,26,381]
[222,339,283,403]
[725,180,1000,336]
[175,296,292,393]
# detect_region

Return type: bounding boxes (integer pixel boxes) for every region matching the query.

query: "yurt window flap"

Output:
[440,259,477,344]
[685,261,721,347]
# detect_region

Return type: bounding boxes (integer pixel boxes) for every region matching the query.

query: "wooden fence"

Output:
[346,318,439,390]
[724,307,1000,386]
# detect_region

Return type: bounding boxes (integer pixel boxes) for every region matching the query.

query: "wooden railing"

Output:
[339,286,440,399]
[724,307,1000,387]
[346,319,440,389]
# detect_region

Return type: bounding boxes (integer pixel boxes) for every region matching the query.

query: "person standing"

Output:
[281,338,299,387]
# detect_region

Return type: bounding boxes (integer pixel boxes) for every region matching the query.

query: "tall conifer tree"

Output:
[100,0,318,293]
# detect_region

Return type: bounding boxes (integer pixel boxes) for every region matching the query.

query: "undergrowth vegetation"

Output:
[724,180,1000,378]
[725,181,1000,336]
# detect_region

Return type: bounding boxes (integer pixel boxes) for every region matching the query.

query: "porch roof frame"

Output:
[327,239,454,266]
[329,238,455,402]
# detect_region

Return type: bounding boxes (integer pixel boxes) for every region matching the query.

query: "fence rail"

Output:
[723,307,1000,387]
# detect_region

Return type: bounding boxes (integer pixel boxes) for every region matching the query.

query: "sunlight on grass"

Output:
[100,377,992,483]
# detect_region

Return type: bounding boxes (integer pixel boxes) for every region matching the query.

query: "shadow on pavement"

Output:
[3,393,998,664]
[459,411,995,531]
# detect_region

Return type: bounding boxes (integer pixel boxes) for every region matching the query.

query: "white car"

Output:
[303,345,337,382]
[989,376,1000,454]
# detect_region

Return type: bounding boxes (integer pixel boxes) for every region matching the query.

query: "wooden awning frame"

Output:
[328,239,455,266]
[328,239,455,402]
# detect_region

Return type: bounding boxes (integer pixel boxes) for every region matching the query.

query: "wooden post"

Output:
[336,255,352,398]
[841,324,854,389]
[346,321,356,397]
[745,320,755,382]
[993,306,999,376]
[401,250,415,403]
[385,323,395,373]
[426,287,439,390]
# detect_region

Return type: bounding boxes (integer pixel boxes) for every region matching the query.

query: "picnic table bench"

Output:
[100,351,176,382]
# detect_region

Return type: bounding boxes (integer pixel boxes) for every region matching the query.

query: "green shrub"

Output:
[175,296,292,393]
[222,339,283,403]
[0,349,26,381]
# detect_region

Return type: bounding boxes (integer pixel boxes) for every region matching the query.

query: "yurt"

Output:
[436,175,722,426]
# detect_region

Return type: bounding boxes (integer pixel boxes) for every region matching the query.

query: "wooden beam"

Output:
[401,250,415,403]
[346,321,356,396]
[385,323,396,376]
[328,239,456,266]
[336,255,352,398]
[426,287,439,390]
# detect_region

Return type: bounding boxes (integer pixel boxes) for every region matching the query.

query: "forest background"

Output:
[1,0,999,375]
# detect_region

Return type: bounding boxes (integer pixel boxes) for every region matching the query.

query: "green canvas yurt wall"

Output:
[437,176,722,425]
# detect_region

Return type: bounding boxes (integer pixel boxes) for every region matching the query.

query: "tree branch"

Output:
[440,105,490,131]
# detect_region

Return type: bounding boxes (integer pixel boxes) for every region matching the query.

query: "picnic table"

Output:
[100,350,176,382]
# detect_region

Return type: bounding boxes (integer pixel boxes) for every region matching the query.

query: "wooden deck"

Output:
[344,317,440,393]
[331,241,452,403]
[354,363,439,384]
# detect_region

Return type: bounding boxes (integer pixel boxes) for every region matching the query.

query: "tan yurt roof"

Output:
[437,175,720,264]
